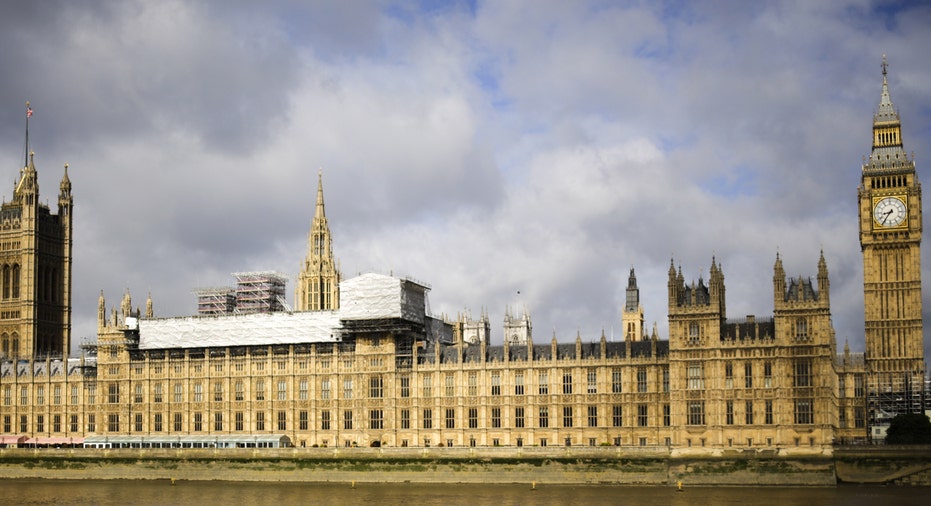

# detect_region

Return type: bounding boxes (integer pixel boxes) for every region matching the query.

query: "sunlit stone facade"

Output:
[8,62,928,452]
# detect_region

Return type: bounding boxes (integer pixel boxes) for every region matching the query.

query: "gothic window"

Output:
[744,362,753,388]
[320,379,330,400]
[369,410,383,430]
[587,369,597,394]
[299,379,309,400]
[794,359,812,388]
[422,374,432,397]
[371,376,384,398]
[795,318,809,340]
[2,265,8,299]
[562,406,573,428]
[444,374,455,397]
[562,372,573,394]
[688,322,700,343]
[342,379,352,399]
[725,362,734,389]
[612,369,622,393]
[687,363,703,390]
[794,399,813,425]
[637,367,648,393]
[399,375,410,398]
[687,401,705,425]
[11,264,19,299]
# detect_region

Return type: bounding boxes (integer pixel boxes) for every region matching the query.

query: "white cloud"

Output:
[0,1,928,360]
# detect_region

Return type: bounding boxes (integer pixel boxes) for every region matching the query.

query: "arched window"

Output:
[2,264,9,299]
[795,318,808,340]
[11,333,18,356]
[11,264,19,299]
[1,333,8,356]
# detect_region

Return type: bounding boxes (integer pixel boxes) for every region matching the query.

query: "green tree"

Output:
[885,413,931,444]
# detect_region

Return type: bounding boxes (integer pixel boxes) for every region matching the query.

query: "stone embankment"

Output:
[0,446,928,486]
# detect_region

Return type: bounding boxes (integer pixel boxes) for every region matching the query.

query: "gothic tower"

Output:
[295,171,341,311]
[622,267,644,342]
[858,56,926,422]
[0,153,72,359]
[503,306,531,346]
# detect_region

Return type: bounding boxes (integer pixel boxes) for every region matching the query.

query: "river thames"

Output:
[2,479,927,505]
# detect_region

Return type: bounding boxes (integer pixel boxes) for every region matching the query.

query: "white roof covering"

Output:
[138,311,340,350]
[339,273,426,324]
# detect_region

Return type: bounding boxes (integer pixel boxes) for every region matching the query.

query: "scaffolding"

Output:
[233,271,288,314]
[867,369,927,442]
[193,287,236,316]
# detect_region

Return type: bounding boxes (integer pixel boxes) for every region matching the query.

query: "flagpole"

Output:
[24,101,31,167]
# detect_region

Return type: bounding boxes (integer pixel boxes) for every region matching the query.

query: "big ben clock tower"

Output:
[858,56,926,432]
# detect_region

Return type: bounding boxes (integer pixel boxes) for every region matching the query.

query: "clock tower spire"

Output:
[858,55,926,439]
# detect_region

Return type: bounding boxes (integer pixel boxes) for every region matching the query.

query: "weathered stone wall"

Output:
[0,446,928,486]
[834,446,931,485]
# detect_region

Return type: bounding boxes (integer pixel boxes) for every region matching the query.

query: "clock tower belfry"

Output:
[858,56,926,428]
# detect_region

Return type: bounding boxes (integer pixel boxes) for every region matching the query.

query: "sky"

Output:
[1,1,930,359]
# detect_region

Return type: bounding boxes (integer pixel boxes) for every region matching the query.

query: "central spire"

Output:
[315,170,326,221]
[875,54,898,124]
[295,170,341,311]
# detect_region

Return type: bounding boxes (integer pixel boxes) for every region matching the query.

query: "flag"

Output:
[26,106,32,118]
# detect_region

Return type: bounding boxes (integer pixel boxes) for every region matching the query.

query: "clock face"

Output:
[873,196,907,228]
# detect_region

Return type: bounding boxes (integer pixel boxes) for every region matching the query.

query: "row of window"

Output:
[6,364,854,407]
[687,399,816,425]
[4,397,827,435]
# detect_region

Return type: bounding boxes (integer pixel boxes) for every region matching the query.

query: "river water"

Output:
[2,479,926,505]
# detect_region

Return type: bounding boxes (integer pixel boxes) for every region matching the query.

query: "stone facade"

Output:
[0,153,72,360]
[5,61,927,453]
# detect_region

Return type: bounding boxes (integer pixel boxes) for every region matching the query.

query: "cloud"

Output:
[0,1,928,363]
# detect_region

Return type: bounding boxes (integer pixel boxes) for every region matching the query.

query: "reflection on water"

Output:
[2,479,927,506]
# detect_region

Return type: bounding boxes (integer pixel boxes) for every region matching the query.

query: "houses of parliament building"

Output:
[0,61,926,450]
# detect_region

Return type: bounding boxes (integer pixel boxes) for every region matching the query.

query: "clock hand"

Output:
[882,209,893,225]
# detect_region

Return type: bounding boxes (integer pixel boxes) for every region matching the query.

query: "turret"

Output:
[97,290,106,329]
[773,253,786,306]
[817,250,830,305]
